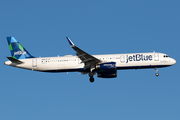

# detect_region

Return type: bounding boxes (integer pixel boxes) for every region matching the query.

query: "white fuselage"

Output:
[4,52,176,72]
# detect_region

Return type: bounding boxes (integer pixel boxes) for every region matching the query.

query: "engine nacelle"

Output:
[96,62,116,70]
[97,70,117,78]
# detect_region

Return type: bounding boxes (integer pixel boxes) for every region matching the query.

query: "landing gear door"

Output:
[32,59,37,67]
[154,53,159,61]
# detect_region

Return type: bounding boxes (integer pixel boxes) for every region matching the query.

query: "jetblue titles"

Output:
[14,51,27,55]
[126,54,152,63]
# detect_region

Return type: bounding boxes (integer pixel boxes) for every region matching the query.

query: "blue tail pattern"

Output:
[7,37,34,59]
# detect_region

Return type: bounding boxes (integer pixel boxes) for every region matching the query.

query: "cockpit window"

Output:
[163,55,169,57]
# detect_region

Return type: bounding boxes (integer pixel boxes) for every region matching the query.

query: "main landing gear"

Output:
[89,72,95,83]
[90,77,94,83]
[155,68,159,77]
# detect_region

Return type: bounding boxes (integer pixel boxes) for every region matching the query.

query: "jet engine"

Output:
[97,70,117,78]
[95,62,117,78]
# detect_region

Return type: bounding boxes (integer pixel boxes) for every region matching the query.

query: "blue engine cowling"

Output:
[96,62,116,70]
[97,70,117,78]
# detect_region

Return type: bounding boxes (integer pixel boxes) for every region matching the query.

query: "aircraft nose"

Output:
[171,58,176,65]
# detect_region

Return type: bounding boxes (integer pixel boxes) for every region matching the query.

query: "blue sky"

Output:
[0,0,180,120]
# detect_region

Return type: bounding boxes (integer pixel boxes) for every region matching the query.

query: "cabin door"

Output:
[154,53,159,61]
[32,59,37,67]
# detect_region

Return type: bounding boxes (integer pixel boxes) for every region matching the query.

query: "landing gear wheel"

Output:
[155,68,159,77]
[155,73,159,77]
[89,77,94,83]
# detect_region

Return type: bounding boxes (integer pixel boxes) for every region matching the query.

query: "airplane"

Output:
[4,37,176,83]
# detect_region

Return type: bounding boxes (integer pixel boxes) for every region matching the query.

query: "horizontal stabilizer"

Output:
[7,57,23,64]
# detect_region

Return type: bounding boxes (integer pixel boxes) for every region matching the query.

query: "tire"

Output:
[90,77,94,83]
[155,73,159,77]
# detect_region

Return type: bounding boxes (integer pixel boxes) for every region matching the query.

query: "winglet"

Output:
[66,37,74,47]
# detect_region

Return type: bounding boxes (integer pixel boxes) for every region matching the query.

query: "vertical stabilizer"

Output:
[7,37,35,59]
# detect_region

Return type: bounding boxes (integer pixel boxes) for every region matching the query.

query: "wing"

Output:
[66,37,101,69]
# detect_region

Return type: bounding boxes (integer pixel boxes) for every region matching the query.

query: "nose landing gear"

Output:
[155,68,159,77]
